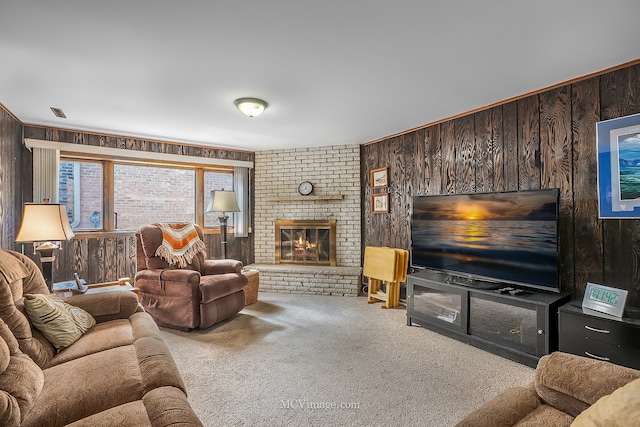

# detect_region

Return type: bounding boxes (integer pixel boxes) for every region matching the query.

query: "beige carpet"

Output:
[159,293,534,427]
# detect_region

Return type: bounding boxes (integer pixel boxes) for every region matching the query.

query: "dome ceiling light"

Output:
[234,97,268,117]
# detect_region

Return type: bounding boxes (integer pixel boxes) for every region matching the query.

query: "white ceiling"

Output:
[2,1,640,152]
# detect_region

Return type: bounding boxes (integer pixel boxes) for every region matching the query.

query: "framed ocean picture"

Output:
[596,112,640,218]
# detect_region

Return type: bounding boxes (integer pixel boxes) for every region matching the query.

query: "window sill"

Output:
[72,227,229,239]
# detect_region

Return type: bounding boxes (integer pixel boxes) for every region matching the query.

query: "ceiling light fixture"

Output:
[234,97,268,118]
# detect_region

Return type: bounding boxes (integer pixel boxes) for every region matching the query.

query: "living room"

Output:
[2,2,640,426]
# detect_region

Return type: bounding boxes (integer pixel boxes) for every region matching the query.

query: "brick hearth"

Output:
[247,264,361,296]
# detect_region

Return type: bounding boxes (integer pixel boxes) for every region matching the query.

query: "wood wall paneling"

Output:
[412,129,426,197]
[571,77,603,297]
[441,120,456,194]
[474,108,494,193]
[502,102,519,190]
[361,62,640,306]
[517,95,541,190]
[540,85,574,293]
[475,107,505,193]
[362,145,373,249]
[424,124,442,196]
[453,115,476,194]
[390,135,409,249]
[0,108,23,249]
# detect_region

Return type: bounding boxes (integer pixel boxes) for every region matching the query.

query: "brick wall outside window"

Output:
[60,161,233,230]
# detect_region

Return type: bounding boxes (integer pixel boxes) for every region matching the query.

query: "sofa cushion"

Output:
[142,386,204,426]
[21,311,189,427]
[455,386,541,427]
[535,352,640,417]
[0,250,29,284]
[0,251,56,367]
[571,377,640,427]
[200,272,247,302]
[24,293,96,349]
[0,318,44,426]
[61,290,141,323]
[517,404,574,426]
[22,345,146,427]
[63,387,203,427]
[46,318,135,368]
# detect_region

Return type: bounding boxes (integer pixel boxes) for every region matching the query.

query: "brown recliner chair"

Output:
[135,223,247,331]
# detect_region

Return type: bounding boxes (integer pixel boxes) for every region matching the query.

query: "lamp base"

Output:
[219,215,229,259]
[35,243,58,291]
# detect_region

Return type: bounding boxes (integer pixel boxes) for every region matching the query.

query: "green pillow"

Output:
[571,377,640,427]
[23,293,95,349]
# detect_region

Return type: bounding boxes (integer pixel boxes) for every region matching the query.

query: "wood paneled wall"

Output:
[0,107,24,249]
[52,230,251,284]
[16,125,255,284]
[361,62,640,307]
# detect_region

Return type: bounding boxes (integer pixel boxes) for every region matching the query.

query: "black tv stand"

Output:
[407,269,570,367]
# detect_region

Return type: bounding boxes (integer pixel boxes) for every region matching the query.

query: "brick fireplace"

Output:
[250,145,362,296]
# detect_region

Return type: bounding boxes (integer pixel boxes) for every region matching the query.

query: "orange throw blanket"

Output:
[155,223,206,268]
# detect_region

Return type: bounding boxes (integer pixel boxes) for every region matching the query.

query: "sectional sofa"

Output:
[0,249,202,426]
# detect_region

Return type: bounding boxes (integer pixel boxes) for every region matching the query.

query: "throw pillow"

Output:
[23,294,96,350]
[571,377,640,427]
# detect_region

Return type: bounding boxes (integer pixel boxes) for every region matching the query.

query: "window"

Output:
[204,170,234,228]
[32,138,250,235]
[59,156,239,233]
[59,160,103,230]
[114,164,196,230]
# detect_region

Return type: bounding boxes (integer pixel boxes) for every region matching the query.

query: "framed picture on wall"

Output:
[370,167,388,189]
[371,193,389,214]
[596,112,640,218]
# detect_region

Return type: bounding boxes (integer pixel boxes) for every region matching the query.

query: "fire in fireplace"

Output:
[275,220,336,266]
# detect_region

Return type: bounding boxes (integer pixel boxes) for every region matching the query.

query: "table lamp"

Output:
[205,190,240,259]
[15,202,75,290]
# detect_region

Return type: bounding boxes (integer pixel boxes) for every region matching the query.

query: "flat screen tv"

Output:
[411,189,560,292]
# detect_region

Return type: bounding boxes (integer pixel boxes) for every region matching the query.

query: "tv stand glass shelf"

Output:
[407,269,570,367]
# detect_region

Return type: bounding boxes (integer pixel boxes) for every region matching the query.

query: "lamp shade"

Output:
[15,203,75,243]
[234,97,268,117]
[205,190,240,214]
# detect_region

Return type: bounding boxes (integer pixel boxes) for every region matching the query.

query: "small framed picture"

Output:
[370,167,388,189]
[371,193,389,214]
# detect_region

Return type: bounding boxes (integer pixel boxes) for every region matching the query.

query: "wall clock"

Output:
[298,181,314,196]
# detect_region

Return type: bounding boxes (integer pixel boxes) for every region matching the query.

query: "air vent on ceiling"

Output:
[50,107,66,118]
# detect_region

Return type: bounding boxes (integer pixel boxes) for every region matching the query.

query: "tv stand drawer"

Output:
[559,304,640,370]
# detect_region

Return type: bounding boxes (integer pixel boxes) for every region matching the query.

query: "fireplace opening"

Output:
[275,220,336,266]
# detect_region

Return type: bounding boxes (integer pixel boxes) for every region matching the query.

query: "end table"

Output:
[53,277,140,300]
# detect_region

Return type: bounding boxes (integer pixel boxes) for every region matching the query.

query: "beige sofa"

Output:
[0,249,202,426]
[456,351,640,426]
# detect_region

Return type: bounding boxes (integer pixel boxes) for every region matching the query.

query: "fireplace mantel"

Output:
[267,194,345,202]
